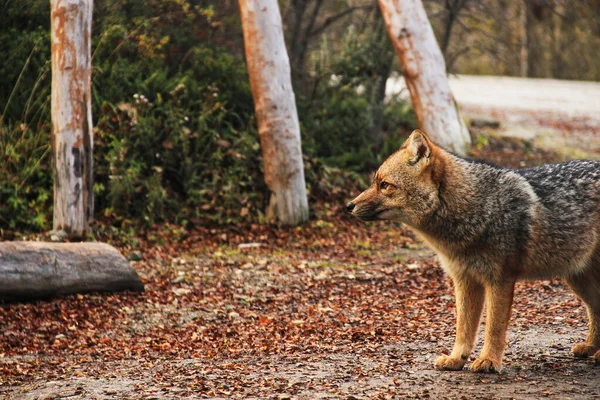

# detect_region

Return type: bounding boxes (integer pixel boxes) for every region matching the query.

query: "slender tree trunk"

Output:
[551,1,564,78]
[525,0,547,78]
[519,0,528,77]
[289,0,307,67]
[440,11,456,60]
[296,0,324,80]
[370,54,393,148]
[239,0,309,226]
[370,12,395,148]
[525,1,536,77]
[51,0,94,238]
[440,0,468,70]
[378,0,470,155]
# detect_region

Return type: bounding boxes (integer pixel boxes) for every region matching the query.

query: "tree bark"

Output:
[525,0,547,78]
[525,0,536,77]
[0,242,144,302]
[520,0,528,77]
[378,0,470,155]
[440,0,467,62]
[51,0,94,238]
[239,0,309,225]
[289,0,308,70]
[551,1,564,79]
[370,12,395,148]
[296,0,324,81]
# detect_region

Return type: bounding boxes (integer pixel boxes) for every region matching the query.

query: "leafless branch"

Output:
[310,5,374,37]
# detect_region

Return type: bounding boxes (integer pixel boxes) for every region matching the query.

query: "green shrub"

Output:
[90,2,264,226]
[0,124,52,230]
[0,28,52,231]
[299,25,416,172]
[93,62,264,225]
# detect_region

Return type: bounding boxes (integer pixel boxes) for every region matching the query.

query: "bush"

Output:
[0,21,52,231]
[299,25,416,172]
[93,46,263,225]
[0,124,52,230]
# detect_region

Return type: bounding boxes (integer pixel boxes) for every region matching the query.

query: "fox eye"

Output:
[380,181,390,190]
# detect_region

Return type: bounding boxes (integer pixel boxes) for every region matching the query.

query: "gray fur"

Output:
[423,156,600,282]
[349,129,600,372]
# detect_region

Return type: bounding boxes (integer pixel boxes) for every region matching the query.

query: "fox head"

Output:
[347,130,445,227]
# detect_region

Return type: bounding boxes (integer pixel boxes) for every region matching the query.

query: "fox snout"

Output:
[346,189,382,221]
[347,129,440,224]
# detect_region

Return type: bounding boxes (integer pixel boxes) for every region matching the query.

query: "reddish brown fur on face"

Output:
[349,130,446,226]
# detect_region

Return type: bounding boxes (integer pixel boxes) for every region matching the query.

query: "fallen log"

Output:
[0,242,144,302]
[470,118,501,128]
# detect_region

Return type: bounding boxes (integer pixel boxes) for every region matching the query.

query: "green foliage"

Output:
[91,1,264,226]
[379,94,417,156]
[0,123,52,230]
[0,1,50,123]
[0,22,52,231]
[300,26,416,172]
[302,91,374,171]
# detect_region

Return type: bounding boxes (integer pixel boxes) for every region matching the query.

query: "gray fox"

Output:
[347,129,600,372]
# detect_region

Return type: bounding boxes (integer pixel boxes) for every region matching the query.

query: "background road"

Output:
[389,74,600,117]
[388,75,600,159]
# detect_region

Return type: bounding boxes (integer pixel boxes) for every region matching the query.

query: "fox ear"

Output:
[406,129,432,165]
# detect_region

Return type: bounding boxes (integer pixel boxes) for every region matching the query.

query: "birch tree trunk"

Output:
[239,0,309,225]
[51,0,94,237]
[378,0,470,155]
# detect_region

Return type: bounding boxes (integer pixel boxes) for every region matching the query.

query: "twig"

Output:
[310,5,374,37]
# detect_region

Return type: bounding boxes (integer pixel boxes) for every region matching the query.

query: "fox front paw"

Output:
[435,354,467,371]
[571,343,599,358]
[471,357,501,373]
[593,350,600,365]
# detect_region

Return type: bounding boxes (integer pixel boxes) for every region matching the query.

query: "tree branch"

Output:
[309,5,374,37]
[446,45,471,72]
[297,0,324,67]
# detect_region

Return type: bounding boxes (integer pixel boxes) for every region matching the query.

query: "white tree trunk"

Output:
[378,0,471,155]
[51,0,94,237]
[239,0,309,225]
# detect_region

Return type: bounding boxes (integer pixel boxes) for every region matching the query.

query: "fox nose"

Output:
[346,202,356,212]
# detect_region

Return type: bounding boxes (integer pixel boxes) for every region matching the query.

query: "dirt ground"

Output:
[1,217,600,399]
[4,325,600,399]
[2,90,600,399]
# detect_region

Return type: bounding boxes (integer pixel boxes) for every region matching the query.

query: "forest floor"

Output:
[2,106,600,399]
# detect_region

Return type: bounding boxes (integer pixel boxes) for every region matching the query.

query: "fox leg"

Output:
[471,279,516,373]
[566,267,600,358]
[435,275,485,371]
